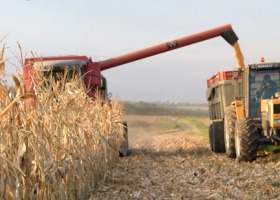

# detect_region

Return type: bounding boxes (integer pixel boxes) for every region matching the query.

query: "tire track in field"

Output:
[91,115,280,200]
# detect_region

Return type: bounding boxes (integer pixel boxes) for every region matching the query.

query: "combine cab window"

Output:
[249,70,280,117]
[44,68,81,83]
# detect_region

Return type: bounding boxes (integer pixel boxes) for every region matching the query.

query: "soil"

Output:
[91,115,280,200]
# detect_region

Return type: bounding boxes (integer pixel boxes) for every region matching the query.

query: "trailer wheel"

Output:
[119,122,129,157]
[235,118,259,162]
[212,121,225,153]
[209,123,214,151]
[224,106,237,158]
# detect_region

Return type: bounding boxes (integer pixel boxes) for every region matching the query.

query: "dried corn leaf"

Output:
[0,44,5,77]
[56,150,65,161]
[0,94,36,119]
[0,53,124,199]
[12,74,20,94]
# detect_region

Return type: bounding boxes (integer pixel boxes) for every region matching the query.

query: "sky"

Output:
[1,0,280,103]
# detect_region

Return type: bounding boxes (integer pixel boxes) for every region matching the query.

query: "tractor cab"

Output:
[247,63,280,118]
[246,63,280,139]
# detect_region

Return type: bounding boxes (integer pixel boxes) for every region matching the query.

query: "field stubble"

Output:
[93,114,280,200]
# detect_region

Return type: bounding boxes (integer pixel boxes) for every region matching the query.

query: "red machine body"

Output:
[22,24,239,157]
[23,56,101,99]
[22,24,238,99]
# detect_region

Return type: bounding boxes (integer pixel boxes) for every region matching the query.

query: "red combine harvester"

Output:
[22,24,239,156]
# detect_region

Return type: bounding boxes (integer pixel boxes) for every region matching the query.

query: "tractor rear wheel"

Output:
[212,121,225,153]
[224,106,237,158]
[235,118,259,162]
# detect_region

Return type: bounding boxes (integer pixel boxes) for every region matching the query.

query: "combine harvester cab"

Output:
[207,61,280,162]
[22,24,239,157]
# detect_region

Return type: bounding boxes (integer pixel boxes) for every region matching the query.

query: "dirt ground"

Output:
[91,115,280,200]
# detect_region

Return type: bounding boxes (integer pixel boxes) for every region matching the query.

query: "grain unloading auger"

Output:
[22,24,240,156]
[99,24,239,71]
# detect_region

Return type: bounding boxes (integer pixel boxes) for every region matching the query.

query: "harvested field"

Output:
[92,115,280,200]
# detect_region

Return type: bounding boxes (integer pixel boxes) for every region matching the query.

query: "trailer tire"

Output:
[224,106,237,158]
[209,123,214,151]
[212,121,225,153]
[235,118,259,162]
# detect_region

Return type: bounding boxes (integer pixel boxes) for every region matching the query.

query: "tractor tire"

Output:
[224,106,237,158]
[119,122,129,157]
[212,121,225,153]
[209,123,214,151]
[235,118,259,162]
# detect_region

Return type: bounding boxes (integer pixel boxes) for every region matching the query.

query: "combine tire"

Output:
[224,106,237,158]
[212,121,225,153]
[235,118,259,162]
[119,122,129,157]
[209,123,214,151]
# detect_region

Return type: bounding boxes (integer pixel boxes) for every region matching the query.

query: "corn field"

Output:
[0,42,124,199]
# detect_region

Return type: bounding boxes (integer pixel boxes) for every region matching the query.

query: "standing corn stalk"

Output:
[0,40,125,199]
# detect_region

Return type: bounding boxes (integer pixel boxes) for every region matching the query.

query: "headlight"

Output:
[274,119,280,124]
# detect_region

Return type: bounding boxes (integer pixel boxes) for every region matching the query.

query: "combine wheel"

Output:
[224,106,237,158]
[212,121,225,153]
[235,118,259,162]
[119,122,129,157]
[209,123,214,151]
